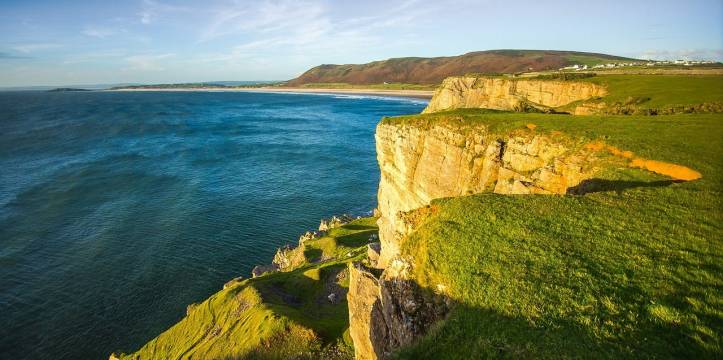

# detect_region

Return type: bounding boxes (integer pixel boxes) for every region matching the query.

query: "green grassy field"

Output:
[583,74,723,109]
[114,217,379,360]
[385,111,722,359]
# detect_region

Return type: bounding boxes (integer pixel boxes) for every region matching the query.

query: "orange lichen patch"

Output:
[630,158,702,181]
[550,130,563,137]
[585,141,606,152]
[585,140,702,181]
[607,146,635,159]
[526,123,537,130]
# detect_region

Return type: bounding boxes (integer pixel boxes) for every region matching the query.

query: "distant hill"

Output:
[47,88,92,92]
[286,50,636,86]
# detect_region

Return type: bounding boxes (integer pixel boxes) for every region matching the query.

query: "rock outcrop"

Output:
[319,214,356,232]
[347,261,450,360]
[423,76,607,114]
[374,121,594,267]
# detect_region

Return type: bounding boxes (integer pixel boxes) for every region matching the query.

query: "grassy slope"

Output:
[384,111,722,359]
[583,74,723,108]
[116,217,378,360]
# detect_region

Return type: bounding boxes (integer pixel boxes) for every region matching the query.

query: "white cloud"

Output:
[82,26,116,39]
[138,0,190,25]
[62,49,127,64]
[194,0,433,66]
[639,49,723,61]
[198,0,328,42]
[124,53,175,71]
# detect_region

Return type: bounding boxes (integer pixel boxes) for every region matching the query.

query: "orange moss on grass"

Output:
[585,141,702,181]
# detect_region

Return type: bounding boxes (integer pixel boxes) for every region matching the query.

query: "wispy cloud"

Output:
[124,53,175,70]
[12,43,62,53]
[63,49,128,64]
[82,26,117,39]
[195,0,433,64]
[138,0,190,25]
[639,49,723,61]
[198,0,328,42]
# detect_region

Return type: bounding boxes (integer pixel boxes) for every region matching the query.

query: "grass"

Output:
[385,110,722,359]
[115,218,378,360]
[580,74,723,109]
[296,82,438,91]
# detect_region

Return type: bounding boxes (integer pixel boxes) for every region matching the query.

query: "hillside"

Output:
[286,50,635,86]
[380,110,722,359]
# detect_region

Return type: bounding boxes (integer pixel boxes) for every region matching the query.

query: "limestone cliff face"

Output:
[423,76,607,113]
[348,261,450,360]
[375,121,595,267]
[346,120,596,359]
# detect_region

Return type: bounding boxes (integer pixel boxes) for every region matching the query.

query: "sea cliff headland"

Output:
[113,70,722,359]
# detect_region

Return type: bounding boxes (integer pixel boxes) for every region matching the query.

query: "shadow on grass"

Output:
[336,230,377,248]
[343,224,377,231]
[394,292,717,359]
[254,263,351,345]
[304,248,323,262]
[567,178,681,195]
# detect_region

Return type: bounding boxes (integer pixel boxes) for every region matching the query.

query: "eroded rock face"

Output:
[347,261,449,360]
[423,76,607,114]
[375,122,594,267]
[348,263,389,360]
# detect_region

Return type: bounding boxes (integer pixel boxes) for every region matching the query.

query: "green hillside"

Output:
[576,74,723,113]
[386,111,722,358]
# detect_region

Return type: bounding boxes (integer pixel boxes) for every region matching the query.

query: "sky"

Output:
[0,0,721,87]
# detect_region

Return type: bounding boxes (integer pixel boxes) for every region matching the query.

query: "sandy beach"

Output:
[111,86,435,99]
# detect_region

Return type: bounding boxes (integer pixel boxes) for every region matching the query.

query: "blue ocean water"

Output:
[0,91,426,359]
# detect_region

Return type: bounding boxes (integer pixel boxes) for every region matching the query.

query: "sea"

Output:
[0,90,427,359]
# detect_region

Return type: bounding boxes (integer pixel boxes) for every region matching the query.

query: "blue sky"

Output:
[0,0,721,86]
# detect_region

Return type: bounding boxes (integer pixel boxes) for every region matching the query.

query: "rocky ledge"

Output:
[423,76,607,114]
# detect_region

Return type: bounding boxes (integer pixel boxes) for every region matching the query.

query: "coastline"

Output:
[109,87,435,99]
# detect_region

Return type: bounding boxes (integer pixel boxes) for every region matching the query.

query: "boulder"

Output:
[319,214,354,232]
[223,276,244,289]
[251,264,278,278]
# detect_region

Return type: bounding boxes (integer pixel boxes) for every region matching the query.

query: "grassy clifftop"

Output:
[386,111,722,358]
[114,218,379,360]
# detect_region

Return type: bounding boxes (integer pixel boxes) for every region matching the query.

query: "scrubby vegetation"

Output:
[533,72,597,81]
[386,111,722,359]
[114,218,379,360]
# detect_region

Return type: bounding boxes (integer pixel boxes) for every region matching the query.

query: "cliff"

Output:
[424,74,723,116]
[348,109,710,359]
[422,76,607,114]
[286,50,634,86]
[374,119,595,267]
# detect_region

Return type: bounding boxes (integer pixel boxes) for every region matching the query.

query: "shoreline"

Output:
[109,87,435,99]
